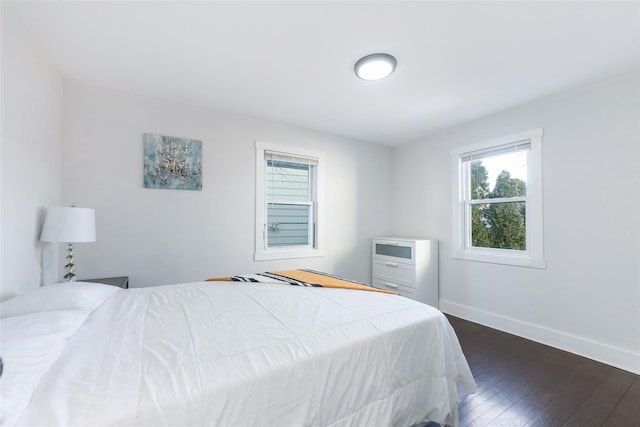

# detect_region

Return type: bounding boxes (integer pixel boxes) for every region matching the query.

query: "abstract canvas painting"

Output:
[143,133,202,190]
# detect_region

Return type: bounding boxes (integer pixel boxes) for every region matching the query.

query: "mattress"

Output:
[1,280,475,426]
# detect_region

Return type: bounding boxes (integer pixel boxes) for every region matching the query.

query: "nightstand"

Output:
[82,276,129,289]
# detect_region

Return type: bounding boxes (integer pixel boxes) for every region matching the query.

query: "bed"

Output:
[0,271,476,427]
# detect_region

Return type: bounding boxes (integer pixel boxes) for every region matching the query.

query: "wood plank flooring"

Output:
[446,315,639,427]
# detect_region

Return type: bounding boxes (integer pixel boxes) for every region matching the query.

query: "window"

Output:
[255,141,324,261]
[452,129,545,268]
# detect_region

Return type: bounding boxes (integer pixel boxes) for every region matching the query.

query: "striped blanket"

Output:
[206,269,396,295]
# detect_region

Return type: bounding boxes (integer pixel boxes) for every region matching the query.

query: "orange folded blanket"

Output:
[206,269,396,295]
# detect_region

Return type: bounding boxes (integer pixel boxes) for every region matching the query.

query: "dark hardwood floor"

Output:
[446,315,640,427]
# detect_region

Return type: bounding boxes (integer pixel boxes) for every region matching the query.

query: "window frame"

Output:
[255,141,325,261]
[451,129,545,269]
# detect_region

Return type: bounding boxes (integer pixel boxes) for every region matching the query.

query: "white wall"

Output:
[61,82,391,287]
[390,71,640,374]
[0,6,63,300]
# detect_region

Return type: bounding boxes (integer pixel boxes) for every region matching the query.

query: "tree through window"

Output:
[469,151,527,251]
[452,129,545,268]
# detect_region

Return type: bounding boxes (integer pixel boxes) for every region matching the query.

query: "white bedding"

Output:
[5,281,475,426]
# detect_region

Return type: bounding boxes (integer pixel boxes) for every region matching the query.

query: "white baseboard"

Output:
[440,299,640,375]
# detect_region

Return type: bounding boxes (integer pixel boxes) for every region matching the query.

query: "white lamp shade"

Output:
[40,207,96,243]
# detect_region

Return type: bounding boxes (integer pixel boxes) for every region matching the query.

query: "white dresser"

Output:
[371,237,439,308]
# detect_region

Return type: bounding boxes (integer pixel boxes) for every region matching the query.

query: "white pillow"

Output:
[0,310,88,426]
[0,282,120,319]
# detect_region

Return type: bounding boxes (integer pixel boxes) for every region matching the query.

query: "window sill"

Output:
[254,247,325,261]
[453,250,546,269]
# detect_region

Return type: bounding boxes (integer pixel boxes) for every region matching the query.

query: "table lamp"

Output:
[40,205,96,282]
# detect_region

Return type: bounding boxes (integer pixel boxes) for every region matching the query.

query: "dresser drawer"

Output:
[372,239,416,265]
[372,259,415,286]
[372,277,416,298]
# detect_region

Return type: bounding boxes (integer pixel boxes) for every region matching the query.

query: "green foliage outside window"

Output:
[470,162,527,250]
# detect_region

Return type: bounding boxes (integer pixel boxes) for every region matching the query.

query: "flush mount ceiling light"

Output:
[354,53,397,81]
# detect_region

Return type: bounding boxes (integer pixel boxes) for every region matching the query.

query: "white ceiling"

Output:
[6,1,640,146]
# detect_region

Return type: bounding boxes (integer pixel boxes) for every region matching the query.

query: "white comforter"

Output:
[8,281,475,426]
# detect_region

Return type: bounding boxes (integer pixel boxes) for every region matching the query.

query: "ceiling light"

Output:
[354,53,397,81]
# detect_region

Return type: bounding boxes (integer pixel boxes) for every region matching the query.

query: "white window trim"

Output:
[451,128,545,269]
[255,141,325,261]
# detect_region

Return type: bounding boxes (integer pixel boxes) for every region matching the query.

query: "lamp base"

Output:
[64,242,76,282]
